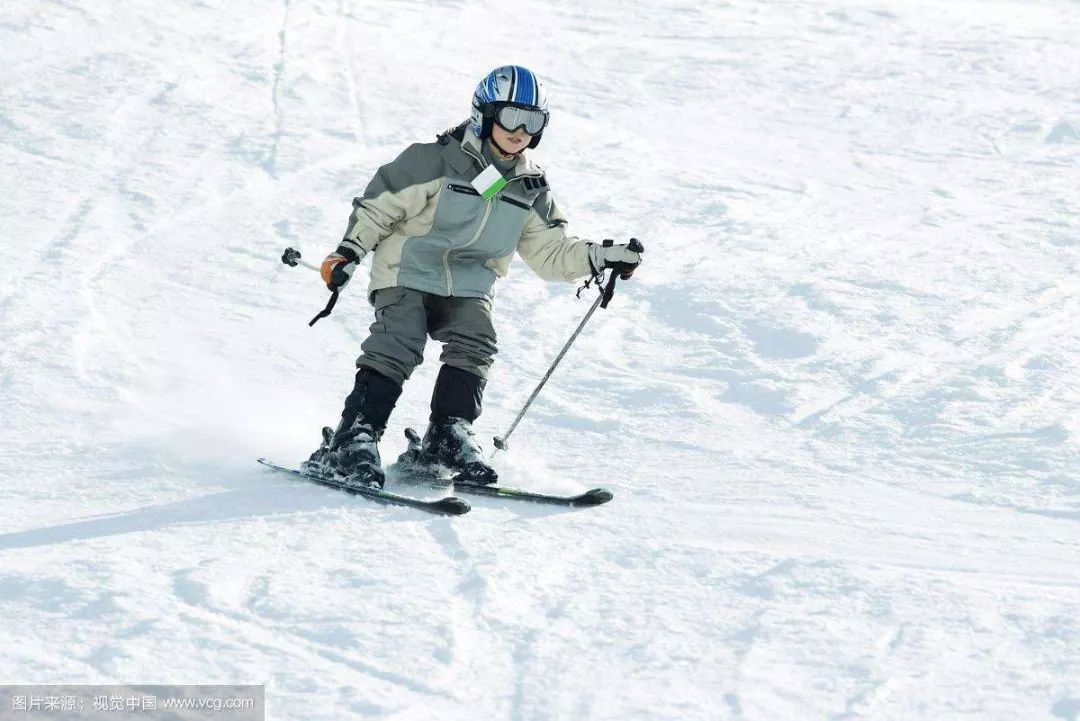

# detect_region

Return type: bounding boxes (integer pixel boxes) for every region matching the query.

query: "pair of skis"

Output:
[257,428,613,517]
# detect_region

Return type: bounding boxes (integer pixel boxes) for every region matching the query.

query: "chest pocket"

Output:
[471,191,533,259]
[433,182,488,240]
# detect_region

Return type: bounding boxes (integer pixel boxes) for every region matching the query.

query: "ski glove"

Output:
[587,239,644,279]
[320,245,366,291]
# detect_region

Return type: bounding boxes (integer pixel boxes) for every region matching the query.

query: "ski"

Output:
[392,427,614,508]
[452,482,614,507]
[257,458,471,516]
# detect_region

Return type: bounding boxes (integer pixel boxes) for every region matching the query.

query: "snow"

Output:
[1,0,1079,718]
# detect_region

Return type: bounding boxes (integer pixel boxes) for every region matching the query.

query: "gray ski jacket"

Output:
[337,122,594,301]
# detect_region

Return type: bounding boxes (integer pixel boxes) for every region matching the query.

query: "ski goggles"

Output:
[493,104,549,135]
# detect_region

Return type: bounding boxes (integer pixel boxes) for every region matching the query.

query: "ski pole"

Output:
[280,247,321,272]
[281,240,644,444]
[280,247,343,326]
[492,238,643,455]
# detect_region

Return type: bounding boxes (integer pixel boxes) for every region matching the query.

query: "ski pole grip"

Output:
[600,238,645,308]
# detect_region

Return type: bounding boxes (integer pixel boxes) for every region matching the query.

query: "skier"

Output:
[303,65,643,488]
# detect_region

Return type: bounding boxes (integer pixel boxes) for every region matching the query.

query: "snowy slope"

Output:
[2,0,1079,719]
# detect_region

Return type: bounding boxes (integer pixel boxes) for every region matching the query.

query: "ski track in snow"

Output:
[2,0,1079,718]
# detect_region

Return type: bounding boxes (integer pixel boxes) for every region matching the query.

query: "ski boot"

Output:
[394,427,430,475]
[301,368,402,489]
[301,419,385,489]
[421,416,498,486]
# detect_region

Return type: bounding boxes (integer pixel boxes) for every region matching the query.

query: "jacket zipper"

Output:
[447,183,480,196]
[442,142,539,295]
[444,199,495,295]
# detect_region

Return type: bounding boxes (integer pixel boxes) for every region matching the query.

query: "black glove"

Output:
[588,238,644,279]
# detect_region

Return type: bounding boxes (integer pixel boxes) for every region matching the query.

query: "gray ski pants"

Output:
[356,286,498,386]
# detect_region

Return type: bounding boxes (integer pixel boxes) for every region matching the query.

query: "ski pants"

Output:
[356,286,498,387]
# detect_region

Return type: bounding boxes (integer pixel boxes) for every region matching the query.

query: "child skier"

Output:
[304,65,643,488]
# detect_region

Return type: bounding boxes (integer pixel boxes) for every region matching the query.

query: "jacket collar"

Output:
[459,125,544,180]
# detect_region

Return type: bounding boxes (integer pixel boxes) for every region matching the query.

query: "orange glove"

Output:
[320,246,364,290]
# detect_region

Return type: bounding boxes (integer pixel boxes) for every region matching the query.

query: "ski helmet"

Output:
[470,65,549,149]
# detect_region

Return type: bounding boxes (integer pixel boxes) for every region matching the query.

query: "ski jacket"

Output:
[337,123,594,301]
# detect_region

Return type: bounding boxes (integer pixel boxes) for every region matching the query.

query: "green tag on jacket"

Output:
[471,164,508,201]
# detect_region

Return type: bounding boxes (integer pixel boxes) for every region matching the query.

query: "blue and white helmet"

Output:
[470,65,550,149]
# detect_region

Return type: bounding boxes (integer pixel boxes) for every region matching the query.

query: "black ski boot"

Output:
[415,364,498,485]
[302,368,402,489]
[421,417,499,486]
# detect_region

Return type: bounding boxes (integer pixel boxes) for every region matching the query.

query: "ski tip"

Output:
[434,496,472,515]
[576,488,614,506]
